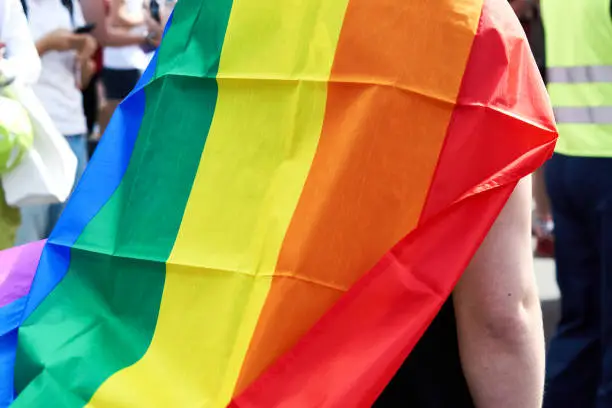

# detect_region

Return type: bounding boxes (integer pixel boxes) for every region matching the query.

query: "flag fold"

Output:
[0,0,556,406]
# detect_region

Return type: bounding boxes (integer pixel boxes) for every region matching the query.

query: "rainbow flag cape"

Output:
[0,0,556,406]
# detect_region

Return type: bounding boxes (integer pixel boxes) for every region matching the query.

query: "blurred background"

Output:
[0,0,608,406]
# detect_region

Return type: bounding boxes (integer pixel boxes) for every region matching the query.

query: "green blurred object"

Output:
[0,88,33,249]
[0,187,19,249]
[0,93,34,174]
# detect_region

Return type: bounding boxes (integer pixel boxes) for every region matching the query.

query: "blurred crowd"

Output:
[0,0,174,247]
[504,2,612,407]
[2,0,612,407]
[0,0,552,252]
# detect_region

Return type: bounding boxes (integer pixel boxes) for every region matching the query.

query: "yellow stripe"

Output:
[86,1,349,407]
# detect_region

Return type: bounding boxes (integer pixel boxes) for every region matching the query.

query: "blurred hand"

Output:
[146,31,162,48]
[39,29,82,53]
[74,34,98,62]
[79,58,97,89]
[533,213,554,240]
[144,22,162,48]
[145,14,162,37]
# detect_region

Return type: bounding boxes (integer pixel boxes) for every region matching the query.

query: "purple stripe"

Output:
[0,240,46,308]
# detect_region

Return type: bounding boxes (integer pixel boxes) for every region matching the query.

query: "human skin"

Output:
[454,177,546,408]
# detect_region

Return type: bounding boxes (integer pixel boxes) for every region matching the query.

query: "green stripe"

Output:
[13,1,234,406]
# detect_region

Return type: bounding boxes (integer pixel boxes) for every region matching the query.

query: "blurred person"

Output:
[511,0,554,257]
[98,0,161,135]
[541,0,612,406]
[80,0,161,47]
[514,0,546,83]
[146,0,175,28]
[0,0,40,86]
[510,0,536,23]
[0,0,40,249]
[80,24,103,158]
[15,0,97,244]
[525,3,554,258]
[158,0,175,26]
[79,0,163,156]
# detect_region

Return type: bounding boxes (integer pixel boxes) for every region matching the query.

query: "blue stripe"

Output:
[1,25,168,408]
[20,52,159,320]
[0,296,27,406]
[0,296,27,337]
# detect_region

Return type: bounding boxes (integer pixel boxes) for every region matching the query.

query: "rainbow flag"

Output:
[0,0,556,406]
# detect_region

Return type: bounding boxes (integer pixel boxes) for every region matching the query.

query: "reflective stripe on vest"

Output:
[541,0,612,157]
[548,66,612,84]
[554,106,612,124]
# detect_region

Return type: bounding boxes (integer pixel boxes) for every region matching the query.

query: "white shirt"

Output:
[26,0,87,136]
[103,0,149,71]
[0,0,40,85]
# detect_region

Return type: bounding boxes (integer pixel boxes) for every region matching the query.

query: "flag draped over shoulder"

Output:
[0,0,556,406]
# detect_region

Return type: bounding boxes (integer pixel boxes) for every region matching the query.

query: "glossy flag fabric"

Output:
[0,0,557,406]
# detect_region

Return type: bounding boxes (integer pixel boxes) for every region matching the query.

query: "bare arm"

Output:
[80,0,149,47]
[109,0,144,29]
[0,0,41,85]
[160,0,175,26]
[454,177,545,408]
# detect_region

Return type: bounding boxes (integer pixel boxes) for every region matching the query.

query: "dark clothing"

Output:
[376,298,475,407]
[527,7,546,84]
[82,73,100,157]
[82,72,99,135]
[544,154,612,408]
[101,68,141,100]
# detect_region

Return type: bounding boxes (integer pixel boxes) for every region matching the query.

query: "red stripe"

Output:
[234,0,478,394]
[419,0,556,223]
[230,0,556,406]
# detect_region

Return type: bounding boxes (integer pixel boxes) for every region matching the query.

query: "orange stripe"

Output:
[235,0,481,393]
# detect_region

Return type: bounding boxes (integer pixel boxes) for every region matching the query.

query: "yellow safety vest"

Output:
[541,0,612,157]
